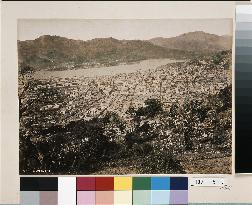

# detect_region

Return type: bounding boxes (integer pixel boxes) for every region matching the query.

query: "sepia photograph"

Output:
[18,19,232,175]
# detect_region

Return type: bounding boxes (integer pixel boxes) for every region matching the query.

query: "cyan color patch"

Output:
[133,190,151,205]
[151,177,170,190]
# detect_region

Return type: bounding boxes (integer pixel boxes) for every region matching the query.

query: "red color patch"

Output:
[95,177,114,191]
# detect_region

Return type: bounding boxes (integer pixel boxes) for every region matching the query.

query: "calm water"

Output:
[33,58,182,79]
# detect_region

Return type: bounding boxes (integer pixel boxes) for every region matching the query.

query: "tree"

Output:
[135,98,163,118]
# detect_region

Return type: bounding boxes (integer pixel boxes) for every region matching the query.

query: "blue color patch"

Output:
[151,190,170,204]
[151,177,170,190]
[170,177,188,190]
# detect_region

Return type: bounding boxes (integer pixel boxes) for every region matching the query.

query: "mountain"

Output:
[149,31,232,55]
[18,32,232,73]
[18,35,193,72]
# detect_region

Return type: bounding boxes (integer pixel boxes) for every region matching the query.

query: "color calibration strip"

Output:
[235,5,252,173]
[20,177,188,205]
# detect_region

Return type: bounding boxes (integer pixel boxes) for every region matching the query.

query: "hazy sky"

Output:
[18,19,232,41]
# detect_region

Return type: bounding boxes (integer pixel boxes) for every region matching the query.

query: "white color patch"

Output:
[58,177,76,205]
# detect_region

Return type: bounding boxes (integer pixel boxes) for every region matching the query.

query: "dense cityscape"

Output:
[19,50,232,174]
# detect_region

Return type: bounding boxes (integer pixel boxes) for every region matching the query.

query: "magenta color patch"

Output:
[170,190,188,204]
[77,177,96,191]
[77,191,95,205]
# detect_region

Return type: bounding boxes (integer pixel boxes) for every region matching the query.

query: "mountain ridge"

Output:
[149,31,232,54]
[18,31,232,72]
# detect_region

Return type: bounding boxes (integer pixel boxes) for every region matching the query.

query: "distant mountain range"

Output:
[18,31,232,72]
[149,31,232,54]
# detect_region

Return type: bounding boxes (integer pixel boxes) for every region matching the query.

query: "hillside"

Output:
[18,35,193,72]
[149,31,232,55]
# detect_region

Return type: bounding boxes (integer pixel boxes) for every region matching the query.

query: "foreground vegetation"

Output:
[20,86,231,174]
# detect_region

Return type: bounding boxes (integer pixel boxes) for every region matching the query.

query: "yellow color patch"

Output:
[114,177,132,190]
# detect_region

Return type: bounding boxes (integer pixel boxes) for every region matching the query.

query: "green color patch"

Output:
[133,177,151,190]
